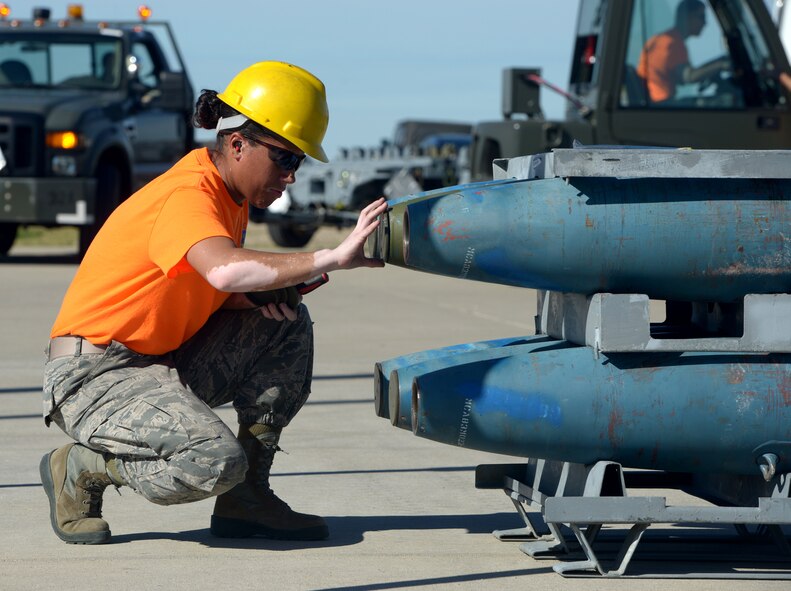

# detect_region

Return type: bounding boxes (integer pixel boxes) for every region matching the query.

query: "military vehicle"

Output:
[469,0,791,181]
[0,4,194,255]
[253,119,471,247]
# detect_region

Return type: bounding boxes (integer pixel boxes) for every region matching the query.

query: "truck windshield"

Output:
[0,33,122,90]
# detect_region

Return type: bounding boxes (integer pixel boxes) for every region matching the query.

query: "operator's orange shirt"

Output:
[636,28,689,102]
[51,148,248,355]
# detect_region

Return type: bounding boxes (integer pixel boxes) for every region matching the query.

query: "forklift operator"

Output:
[39,60,387,545]
[637,0,729,102]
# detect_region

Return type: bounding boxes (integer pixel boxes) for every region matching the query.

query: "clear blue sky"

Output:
[9,0,581,158]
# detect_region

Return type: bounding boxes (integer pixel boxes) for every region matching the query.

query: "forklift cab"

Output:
[571,0,791,148]
[468,0,791,181]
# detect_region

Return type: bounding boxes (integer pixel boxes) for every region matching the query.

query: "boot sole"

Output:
[210,515,329,541]
[39,451,111,545]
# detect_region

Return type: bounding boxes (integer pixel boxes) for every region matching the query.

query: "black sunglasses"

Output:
[250,138,306,172]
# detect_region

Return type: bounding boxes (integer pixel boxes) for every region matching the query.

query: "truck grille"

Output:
[0,114,42,177]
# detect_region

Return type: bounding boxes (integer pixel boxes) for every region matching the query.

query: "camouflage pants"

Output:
[42,305,314,506]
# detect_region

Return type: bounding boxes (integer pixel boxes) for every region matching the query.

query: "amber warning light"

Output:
[138,5,152,21]
[67,4,83,20]
[0,4,10,20]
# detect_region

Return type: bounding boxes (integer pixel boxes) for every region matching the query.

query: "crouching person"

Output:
[40,61,387,545]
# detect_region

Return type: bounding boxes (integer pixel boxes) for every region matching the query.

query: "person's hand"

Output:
[331,197,388,270]
[259,301,298,321]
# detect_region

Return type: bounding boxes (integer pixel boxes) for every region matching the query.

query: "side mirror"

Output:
[155,71,189,111]
[502,67,542,119]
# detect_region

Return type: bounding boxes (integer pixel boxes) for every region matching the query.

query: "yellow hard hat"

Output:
[218,61,329,162]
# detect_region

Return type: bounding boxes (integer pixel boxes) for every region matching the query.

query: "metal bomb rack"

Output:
[475,459,791,578]
[476,147,791,578]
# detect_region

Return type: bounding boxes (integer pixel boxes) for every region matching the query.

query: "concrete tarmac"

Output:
[1,242,790,590]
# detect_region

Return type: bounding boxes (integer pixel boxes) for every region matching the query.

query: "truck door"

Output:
[125,39,185,188]
[607,0,790,148]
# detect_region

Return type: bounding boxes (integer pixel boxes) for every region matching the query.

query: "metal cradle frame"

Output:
[476,459,791,578]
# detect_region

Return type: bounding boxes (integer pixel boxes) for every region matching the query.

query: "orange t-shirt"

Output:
[636,28,689,102]
[51,148,248,355]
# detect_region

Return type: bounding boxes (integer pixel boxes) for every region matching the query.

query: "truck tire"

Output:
[79,163,122,257]
[0,222,18,255]
[268,224,316,248]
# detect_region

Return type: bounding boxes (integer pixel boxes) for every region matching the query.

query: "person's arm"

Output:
[780,72,791,93]
[681,56,730,85]
[187,197,387,296]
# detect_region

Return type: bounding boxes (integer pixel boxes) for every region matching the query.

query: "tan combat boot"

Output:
[210,424,329,540]
[39,443,122,544]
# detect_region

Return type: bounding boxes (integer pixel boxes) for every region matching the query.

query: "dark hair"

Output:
[193,89,275,151]
[675,0,704,26]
